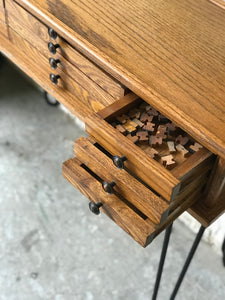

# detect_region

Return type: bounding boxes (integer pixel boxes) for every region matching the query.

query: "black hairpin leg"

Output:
[222,236,225,267]
[169,225,205,300]
[44,91,59,106]
[152,223,173,300]
[0,52,3,66]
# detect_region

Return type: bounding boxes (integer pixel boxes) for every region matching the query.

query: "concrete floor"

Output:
[0,56,225,300]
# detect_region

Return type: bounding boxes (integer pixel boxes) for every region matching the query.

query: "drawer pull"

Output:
[102,181,116,194]
[48,28,58,40]
[50,73,60,85]
[48,42,60,54]
[89,201,103,215]
[49,58,61,70]
[112,155,127,169]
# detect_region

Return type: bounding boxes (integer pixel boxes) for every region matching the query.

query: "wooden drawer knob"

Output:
[102,181,116,194]
[50,73,60,85]
[48,28,58,40]
[49,58,61,70]
[48,42,60,54]
[112,155,127,169]
[89,201,103,215]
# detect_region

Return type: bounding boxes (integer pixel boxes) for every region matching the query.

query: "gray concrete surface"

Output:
[0,56,225,300]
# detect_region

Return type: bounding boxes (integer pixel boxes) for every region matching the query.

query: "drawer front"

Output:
[85,94,215,202]
[8,27,110,112]
[5,0,126,100]
[63,157,156,247]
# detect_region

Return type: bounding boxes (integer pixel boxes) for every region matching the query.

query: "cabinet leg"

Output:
[152,223,173,300]
[169,225,205,300]
[222,236,225,267]
[44,91,59,106]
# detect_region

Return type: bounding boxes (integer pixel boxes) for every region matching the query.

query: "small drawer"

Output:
[5,0,126,100]
[63,157,157,247]
[85,93,216,203]
[7,25,114,113]
[7,27,106,115]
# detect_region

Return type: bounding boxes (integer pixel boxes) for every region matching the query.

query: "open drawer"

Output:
[85,93,216,203]
[63,156,158,247]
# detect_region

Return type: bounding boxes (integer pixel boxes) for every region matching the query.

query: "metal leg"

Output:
[169,225,206,300]
[222,236,225,267]
[0,52,3,66]
[152,223,173,300]
[44,91,59,106]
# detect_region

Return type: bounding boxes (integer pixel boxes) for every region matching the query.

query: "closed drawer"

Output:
[5,0,126,101]
[85,93,216,203]
[8,27,111,112]
[6,1,124,111]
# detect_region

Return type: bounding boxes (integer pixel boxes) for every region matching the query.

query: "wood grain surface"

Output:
[0,0,5,23]
[209,0,225,9]
[15,0,225,159]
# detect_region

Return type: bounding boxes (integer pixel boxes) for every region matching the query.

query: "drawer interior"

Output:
[99,95,207,170]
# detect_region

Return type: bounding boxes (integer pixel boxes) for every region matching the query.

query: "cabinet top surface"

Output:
[18,0,225,158]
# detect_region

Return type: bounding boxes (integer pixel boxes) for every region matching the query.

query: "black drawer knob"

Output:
[49,58,61,69]
[89,201,103,215]
[50,73,60,85]
[102,181,116,194]
[48,42,60,54]
[48,28,58,40]
[112,155,127,169]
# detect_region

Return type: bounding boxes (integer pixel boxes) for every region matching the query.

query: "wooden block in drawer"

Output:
[5,0,126,99]
[85,94,216,202]
[62,157,156,247]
